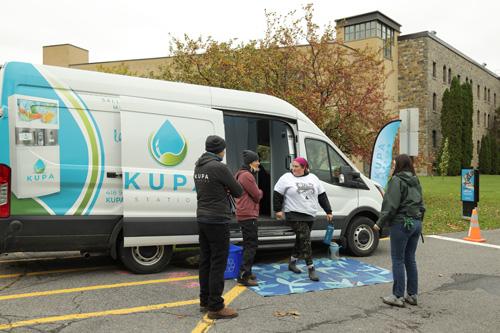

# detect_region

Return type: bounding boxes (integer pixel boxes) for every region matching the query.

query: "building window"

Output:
[344,20,387,42]
[488,89,490,102]
[477,110,480,126]
[484,113,487,127]
[443,66,447,83]
[477,85,480,98]
[432,62,436,78]
[432,130,437,148]
[477,140,480,155]
[457,75,461,82]
[345,21,394,59]
[448,68,451,84]
[466,77,469,84]
[433,93,437,111]
[488,114,490,128]
[484,87,487,101]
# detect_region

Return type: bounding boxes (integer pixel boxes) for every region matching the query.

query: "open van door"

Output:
[119,96,223,273]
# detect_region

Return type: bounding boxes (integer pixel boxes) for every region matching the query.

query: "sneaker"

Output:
[308,267,320,282]
[237,276,258,287]
[288,260,302,274]
[404,294,418,306]
[207,306,239,319]
[382,295,405,308]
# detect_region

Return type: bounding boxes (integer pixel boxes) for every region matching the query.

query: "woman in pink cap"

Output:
[273,157,333,281]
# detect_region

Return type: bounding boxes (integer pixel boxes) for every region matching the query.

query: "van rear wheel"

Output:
[346,216,379,256]
[118,241,173,274]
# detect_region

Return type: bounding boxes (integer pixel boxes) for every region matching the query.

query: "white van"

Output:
[0,62,387,273]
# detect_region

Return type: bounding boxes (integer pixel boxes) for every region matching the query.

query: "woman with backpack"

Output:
[373,154,425,307]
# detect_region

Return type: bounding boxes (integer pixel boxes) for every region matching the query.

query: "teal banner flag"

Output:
[369,120,401,188]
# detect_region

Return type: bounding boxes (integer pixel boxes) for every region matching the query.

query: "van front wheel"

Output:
[119,241,173,274]
[346,216,379,257]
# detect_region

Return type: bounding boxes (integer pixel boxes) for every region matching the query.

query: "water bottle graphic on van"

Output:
[8,95,60,198]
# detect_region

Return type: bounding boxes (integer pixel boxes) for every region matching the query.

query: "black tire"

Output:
[118,240,173,274]
[346,216,379,257]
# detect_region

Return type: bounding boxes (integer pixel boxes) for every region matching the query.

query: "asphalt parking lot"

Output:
[0,229,499,333]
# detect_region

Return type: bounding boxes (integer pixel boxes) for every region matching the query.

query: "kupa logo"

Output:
[27,159,54,182]
[148,120,187,167]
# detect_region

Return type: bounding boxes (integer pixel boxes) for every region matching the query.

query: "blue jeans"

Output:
[390,219,422,298]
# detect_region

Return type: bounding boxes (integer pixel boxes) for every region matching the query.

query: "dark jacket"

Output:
[376,171,425,228]
[235,166,263,221]
[194,152,243,222]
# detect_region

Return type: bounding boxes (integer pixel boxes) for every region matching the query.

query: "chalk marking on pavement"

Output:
[0,275,198,301]
[428,235,500,249]
[192,285,247,333]
[0,298,199,330]
[0,266,114,279]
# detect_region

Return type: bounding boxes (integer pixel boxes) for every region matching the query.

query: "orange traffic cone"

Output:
[463,208,486,243]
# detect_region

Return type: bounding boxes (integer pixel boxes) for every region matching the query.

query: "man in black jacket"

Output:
[194,135,243,319]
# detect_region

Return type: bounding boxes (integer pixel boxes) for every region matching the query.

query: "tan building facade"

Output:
[43,12,499,174]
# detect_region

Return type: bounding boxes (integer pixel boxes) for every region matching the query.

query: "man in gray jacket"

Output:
[194,135,243,319]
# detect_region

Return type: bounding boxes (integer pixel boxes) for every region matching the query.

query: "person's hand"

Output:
[326,213,333,223]
[372,224,380,232]
[276,211,284,220]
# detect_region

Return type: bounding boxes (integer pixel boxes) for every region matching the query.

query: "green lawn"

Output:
[420,175,500,234]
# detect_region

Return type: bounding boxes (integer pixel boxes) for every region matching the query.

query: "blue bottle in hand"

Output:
[323,224,334,245]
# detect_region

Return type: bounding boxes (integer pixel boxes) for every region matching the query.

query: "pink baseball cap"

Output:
[293,157,309,169]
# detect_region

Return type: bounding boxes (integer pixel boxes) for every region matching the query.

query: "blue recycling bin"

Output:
[224,244,243,279]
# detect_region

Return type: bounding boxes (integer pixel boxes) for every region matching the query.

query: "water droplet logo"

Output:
[148,120,188,167]
[34,159,46,174]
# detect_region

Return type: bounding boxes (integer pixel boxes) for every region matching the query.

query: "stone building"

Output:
[42,11,499,174]
[398,31,500,173]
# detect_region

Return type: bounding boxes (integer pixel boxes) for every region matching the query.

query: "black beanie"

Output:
[205,135,226,154]
[242,150,259,165]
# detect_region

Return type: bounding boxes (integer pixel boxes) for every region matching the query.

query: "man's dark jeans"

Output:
[198,222,230,312]
[390,219,422,298]
[239,219,258,278]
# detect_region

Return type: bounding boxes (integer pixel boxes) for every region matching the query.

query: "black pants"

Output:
[198,222,230,312]
[239,219,258,278]
[289,220,314,266]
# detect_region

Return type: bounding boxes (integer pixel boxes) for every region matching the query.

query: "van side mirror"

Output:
[339,166,366,189]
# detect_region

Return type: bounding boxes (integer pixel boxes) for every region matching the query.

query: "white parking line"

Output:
[428,235,500,249]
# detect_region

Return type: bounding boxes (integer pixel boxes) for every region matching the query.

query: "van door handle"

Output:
[107,172,122,179]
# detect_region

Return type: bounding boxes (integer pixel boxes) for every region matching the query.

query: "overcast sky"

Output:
[1,0,499,75]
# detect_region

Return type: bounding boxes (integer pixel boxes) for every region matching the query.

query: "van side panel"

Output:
[0,62,121,253]
[120,97,224,247]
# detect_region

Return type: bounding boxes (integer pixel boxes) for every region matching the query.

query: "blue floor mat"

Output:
[249,258,392,297]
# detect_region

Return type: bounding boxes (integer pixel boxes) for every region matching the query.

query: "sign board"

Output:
[399,108,419,156]
[461,169,475,202]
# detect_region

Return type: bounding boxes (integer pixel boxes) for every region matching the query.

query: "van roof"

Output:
[4,62,300,121]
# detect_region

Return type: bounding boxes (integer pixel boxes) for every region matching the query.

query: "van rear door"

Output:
[120,97,224,247]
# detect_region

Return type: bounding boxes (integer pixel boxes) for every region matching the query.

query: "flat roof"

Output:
[43,44,88,52]
[335,11,401,32]
[399,31,500,79]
